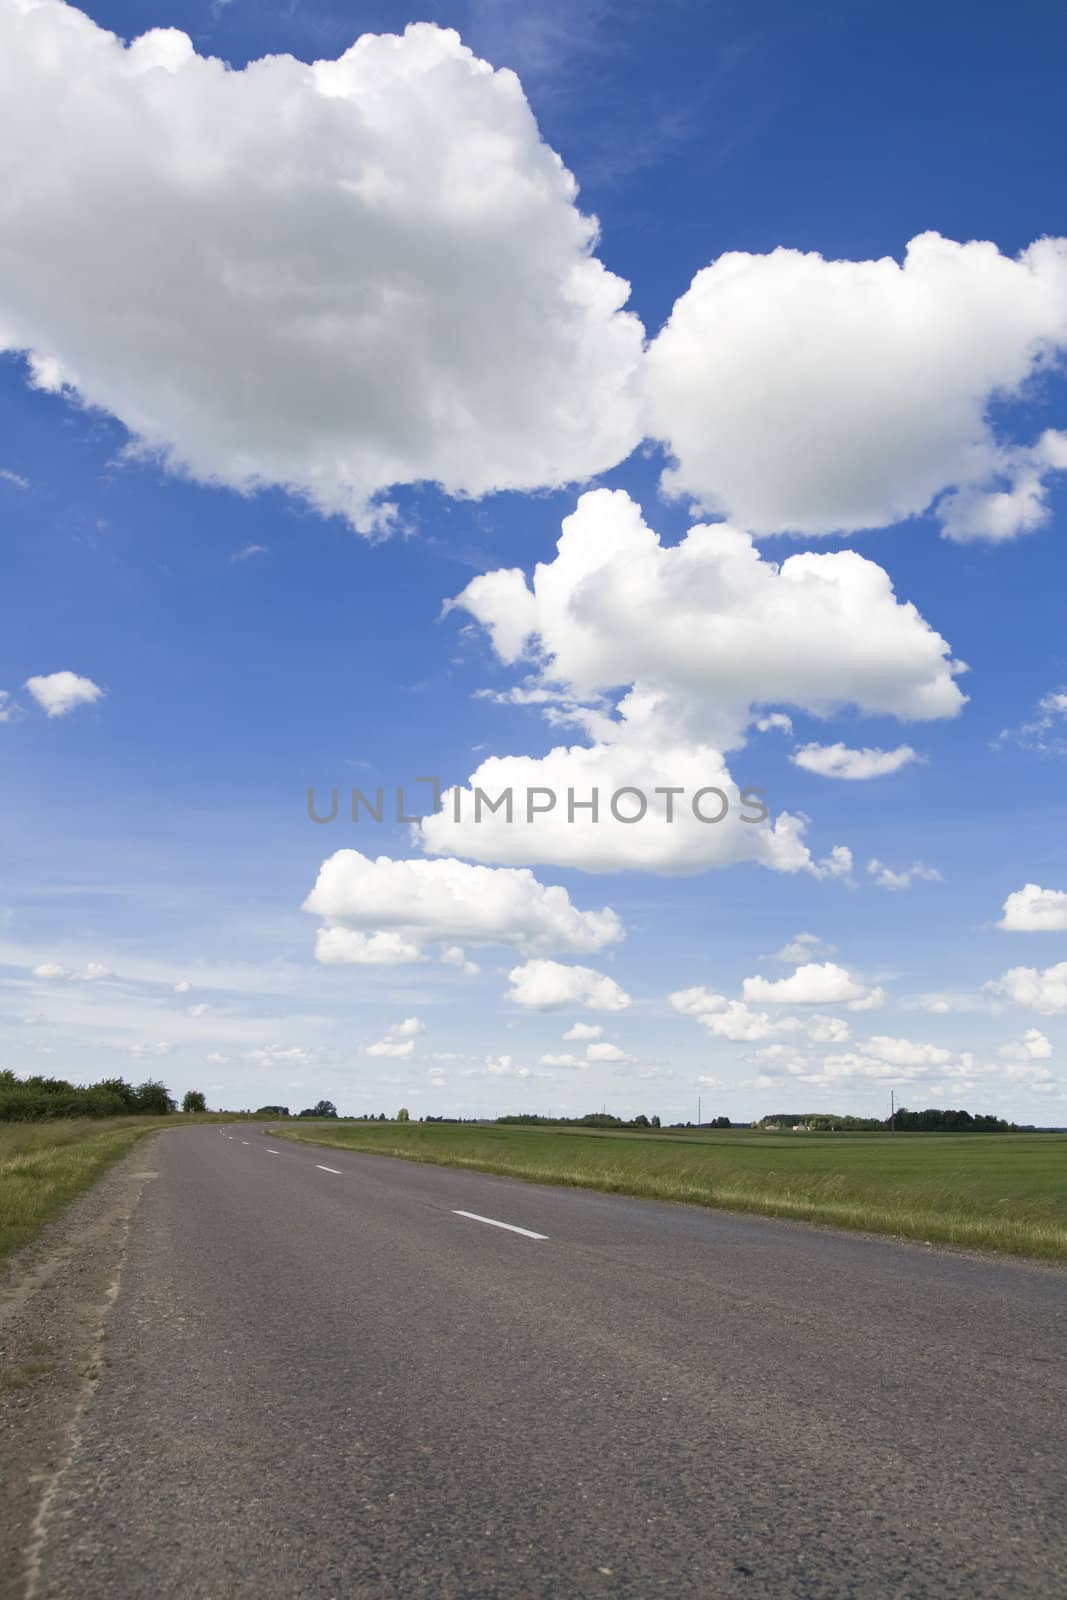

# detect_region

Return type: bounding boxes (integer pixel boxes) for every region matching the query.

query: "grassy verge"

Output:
[270,1121,1067,1262]
[0,1114,241,1260]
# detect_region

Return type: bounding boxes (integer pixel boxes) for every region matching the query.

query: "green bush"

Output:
[0,1071,176,1122]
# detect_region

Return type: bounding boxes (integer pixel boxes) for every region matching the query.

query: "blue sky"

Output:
[1,0,1066,1120]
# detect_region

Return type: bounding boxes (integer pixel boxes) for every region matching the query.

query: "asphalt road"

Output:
[34,1126,1067,1599]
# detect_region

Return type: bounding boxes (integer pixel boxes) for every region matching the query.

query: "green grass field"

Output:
[0,1114,243,1260]
[272,1120,1067,1262]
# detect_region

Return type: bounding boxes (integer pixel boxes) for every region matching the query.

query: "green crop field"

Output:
[271,1120,1067,1262]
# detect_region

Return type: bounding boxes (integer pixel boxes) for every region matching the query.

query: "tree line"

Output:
[889,1106,1026,1132]
[0,1070,207,1121]
[757,1109,1027,1132]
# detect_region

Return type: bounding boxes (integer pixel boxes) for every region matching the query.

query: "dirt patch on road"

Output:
[0,1139,162,1600]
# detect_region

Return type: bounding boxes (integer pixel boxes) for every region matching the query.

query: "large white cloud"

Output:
[646,232,1067,539]
[0,4,643,532]
[998,883,1067,932]
[449,490,965,742]
[506,958,631,1011]
[420,488,963,874]
[742,962,884,1009]
[304,850,623,963]
[421,734,816,876]
[987,962,1067,1015]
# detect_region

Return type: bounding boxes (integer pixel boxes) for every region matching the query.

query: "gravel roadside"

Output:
[0,1136,163,1600]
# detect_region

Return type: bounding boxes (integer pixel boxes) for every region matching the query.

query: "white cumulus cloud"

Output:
[506,958,631,1012]
[791,743,920,780]
[742,962,882,1009]
[314,928,423,966]
[987,962,1067,1016]
[669,986,728,1018]
[422,488,962,875]
[24,670,104,717]
[483,1054,530,1078]
[422,735,816,877]
[562,1021,603,1041]
[0,5,643,533]
[304,850,623,964]
[694,1001,803,1043]
[447,489,965,744]
[999,1028,1053,1062]
[998,883,1067,932]
[646,231,1067,539]
[585,1040,627,1062]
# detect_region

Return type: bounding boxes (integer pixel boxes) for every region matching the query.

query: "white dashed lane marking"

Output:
[452,1210,548,1241]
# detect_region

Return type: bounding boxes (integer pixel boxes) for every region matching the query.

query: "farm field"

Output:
[272,1119,1067,1261]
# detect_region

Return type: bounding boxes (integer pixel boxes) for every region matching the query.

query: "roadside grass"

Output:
[270,1121,1067,1262]
[0,1113,240,1260]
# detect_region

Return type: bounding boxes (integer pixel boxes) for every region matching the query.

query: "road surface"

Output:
[33,1126,1067,1598]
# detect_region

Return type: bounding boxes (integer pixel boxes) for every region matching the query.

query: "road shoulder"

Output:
[0,1137,162,1600]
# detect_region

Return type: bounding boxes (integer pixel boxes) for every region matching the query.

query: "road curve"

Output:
[34,1126,1067,1599]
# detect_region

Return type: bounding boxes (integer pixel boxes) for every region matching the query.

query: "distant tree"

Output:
[132,1080,176,1115]
[710,1115,732,1129]
[378,1112,387,1121]
[97,1077,139,1112]
[82,1087,129,1117]
[632,1113,650,1128]
[182,1090,207,1114]
[650,1114,661,1128]
[396,1106,410,1122]
[256,1104,290,1117]
[312,1099,338,1119]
